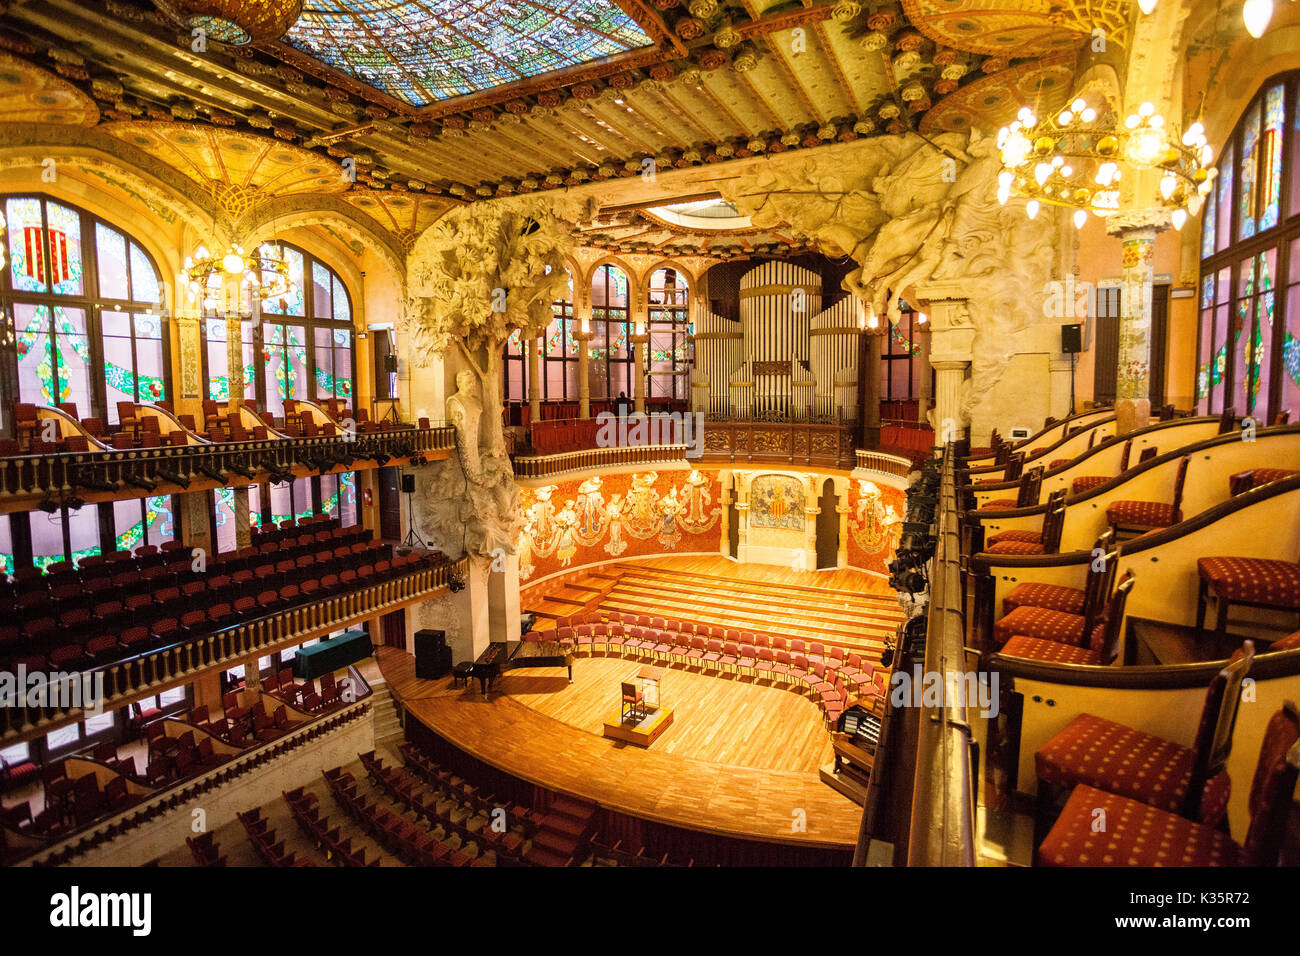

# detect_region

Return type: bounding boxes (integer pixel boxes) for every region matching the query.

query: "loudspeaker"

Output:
[1061,324,1083,354]
[414,629,451,679]
[400,473,416,494]
[383,354,398,373]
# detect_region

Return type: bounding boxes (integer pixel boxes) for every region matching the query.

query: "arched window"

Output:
[647,267,690,400]
[591,264,631,401]
[1197,73,1300,422]
[0,195,168,427]
[200,241,354,421]
[545,271,578,400]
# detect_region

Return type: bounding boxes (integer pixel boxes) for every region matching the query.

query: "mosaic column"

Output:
[916,322,932,424]
[1107,211,1167,433]
[222,272,246,410]
[631,330,649,415]
[527,334,542,426]
[573,304,594,420]
[232,485,251,550]
[865,327,884,436]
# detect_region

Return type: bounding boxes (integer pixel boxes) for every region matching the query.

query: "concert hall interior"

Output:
[0,0,1298,873]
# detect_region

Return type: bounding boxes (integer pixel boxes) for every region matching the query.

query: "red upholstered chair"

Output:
[978,467,1043,511]
[719,641,740,674]
[703,639,724,667]
[736,644,758,676]
[620,681,645,723]
[754,647,776,680]
[999,572,1135,666]
[12,402,39,450]
[1105,455,1189,536]
[971,451,1024,486]
[1001,530,1116,616]
[985,490,1067,555]
[992,539,1120,647]
[1196,552,1300,640]
[772,650,793,684]
[686,635,707,664]
[1033,641,1254,847]
[1036,700,1300,867]
[1071,439,1132,494]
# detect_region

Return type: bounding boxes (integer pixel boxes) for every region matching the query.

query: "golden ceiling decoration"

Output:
[901,0,1129,57]
[0,50,99,126]
[342,190,456,250]
[920,52,1076,135]
[100,122,348,218]
[152,0,303,45]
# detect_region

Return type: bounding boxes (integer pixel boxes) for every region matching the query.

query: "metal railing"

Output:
[0,556,467,743]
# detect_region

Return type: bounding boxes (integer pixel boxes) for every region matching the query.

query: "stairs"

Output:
[368,680,403,743]
[596,564,903,655]
[524,795,597,866]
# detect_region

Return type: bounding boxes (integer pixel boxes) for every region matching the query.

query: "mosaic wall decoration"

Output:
[749,474,805,531]
[846,479,906,576]
[517,469,721,582]
[284,1,653,107]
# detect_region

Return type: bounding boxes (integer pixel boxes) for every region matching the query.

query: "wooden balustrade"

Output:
[0,557,467,744]
[0,425,456,511]
[512,444,689,479]
[854,449,916,479]
[699,420,855,469]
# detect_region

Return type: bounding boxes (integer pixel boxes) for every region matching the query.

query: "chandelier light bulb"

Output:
[1081,107,1097,123]
[1058,110,1073,125]
[1073,209,1088,229]
[1139,102,1155,117]
[1061,165,1074,177]
[1035,162,1052,185]
[1149,114,1165,129]
[1051,155,1065,167]
[1200,143,1214,165]
[1243,0,1273,37]
[999,170,1014,188]
[1071,98,1086,113]
[1125,114,1141,129]
[1017,107,1034,124]
[1138,0,1157,13]
[1160,173,1178,200]
[222,251,245,274]
[1171,208,1188,230]
[1026,199,1041,220]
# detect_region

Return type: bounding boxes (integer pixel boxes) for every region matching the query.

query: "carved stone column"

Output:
[913,284,975,442]
[631,329,649,415]
[864,326,883,446]
[735,483,750,564]
[232,485,251,550]
[487,551,521,643]
[573,316,593,420]
[916,321,932,424]
[527,334,542,426]
[718,473,732,557]
[1107,211,1167,433]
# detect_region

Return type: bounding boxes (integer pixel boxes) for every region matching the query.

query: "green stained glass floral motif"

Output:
[285,1,653,108]
[314,368,354,397]
[1284,333,1300,387]
[116,496,171,552]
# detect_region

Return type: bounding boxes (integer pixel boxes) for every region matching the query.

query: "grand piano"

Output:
[470,636,575,695]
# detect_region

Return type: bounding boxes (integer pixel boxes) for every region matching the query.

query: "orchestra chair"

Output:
[1036,701,1300,867]
[1032,641,1255,847]
[620,681,644,723]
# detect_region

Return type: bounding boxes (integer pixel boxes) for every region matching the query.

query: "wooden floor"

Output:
[522,555,903,656]
[378,645,863,850]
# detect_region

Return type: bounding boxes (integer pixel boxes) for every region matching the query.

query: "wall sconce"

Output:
[917,312,928,326]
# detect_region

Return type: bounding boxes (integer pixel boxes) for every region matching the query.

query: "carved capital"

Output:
[1104,207,1170,238]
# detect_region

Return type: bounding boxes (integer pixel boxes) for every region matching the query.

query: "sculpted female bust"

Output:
[446,368,484,481]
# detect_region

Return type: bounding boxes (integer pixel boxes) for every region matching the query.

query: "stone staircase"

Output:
[368,680,403,743]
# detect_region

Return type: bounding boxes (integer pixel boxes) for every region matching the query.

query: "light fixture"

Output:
[997,92,1210,226]
[1171,208,1188,230]
[1138,0,1157,13]
[185,242,295,313]
[1243,0,1273,37]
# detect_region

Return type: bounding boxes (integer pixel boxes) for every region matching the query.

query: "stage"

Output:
[376,647,864,852]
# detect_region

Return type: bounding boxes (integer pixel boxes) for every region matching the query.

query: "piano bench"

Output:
[452,662,474,687]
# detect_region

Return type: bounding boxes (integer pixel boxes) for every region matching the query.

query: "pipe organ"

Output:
[690,261,863,422]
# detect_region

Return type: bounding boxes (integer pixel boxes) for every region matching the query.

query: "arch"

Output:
[639,258,700,294]
[584,253,638,305]
[0,192,172,420]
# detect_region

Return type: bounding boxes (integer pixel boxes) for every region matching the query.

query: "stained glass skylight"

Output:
[285,1,654,107]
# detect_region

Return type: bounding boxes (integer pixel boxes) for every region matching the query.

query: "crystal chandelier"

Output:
[996,96,1215,231]
[185,243,295,314]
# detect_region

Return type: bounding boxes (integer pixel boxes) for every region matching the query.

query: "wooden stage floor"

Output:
[377,646,864,852]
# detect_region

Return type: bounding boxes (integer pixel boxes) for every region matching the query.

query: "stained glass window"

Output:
[3,197,168,424]
[589,264,630,401]
[113,496,173,553]
[1239,100,1262,241]
[202,242,352,419]
[0,515,12,576]
[284,1,654,108]
[1198,75,1299,425]
[214,486,237,554]
[647,268,690,401]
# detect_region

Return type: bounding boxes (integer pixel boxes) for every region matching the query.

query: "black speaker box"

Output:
[400,473,416,494]
[383,354,398,373]
[414,629,451,679]
[1061,323,1083,354]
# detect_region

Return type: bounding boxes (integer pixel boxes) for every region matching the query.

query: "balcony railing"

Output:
[0,556,466,743]
[0,425,456,511]
[854,450,916,479]
[699,420,856,469]
[513,444,689,479]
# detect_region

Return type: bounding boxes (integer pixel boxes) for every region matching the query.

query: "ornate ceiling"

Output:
[284,1,654,107]
[0,0,1127,257]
